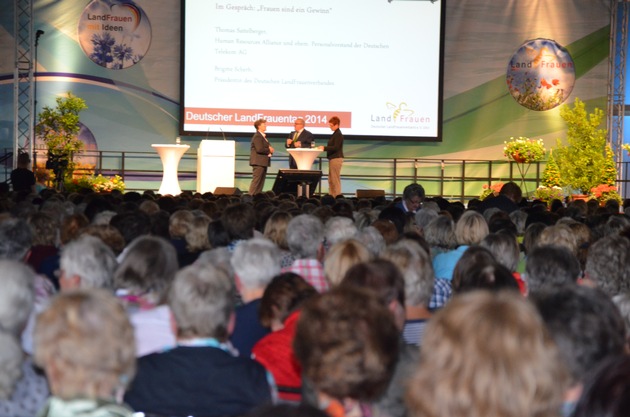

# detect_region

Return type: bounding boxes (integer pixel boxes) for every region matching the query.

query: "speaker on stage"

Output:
[272,169,322,197]
[356,189,385,198]
[213,187,242,196]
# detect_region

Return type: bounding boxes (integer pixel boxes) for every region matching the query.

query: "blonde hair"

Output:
[407,290,568,417]
[169,209,194,238]
[34,290,136,400]
[185,215,211,252]
[538,224,578,255]
[455,210,489,246]
[263,211,293,250]
[324,239,371,287]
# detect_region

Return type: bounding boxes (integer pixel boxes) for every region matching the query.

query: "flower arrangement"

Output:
[533,186,564,204]
[480,182,504,200]
[65,174,126,193]
[622,144,630,154]
[589,184,622,205]
[504,137,547,163]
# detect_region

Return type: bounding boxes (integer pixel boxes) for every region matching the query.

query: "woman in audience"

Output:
[323,238,371,287]
[432,210,489,280]
[264,211,294,267]
[406,290,568,417]
[114,235,179,356]
[252,272,317,402]
[295,286,399,417]
[0,260,49,416]
[34,289,136,417]
[572,355,630,417]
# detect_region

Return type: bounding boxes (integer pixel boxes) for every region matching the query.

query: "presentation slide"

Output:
[181,0,445,141]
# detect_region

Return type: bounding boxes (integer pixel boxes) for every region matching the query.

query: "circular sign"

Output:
[506,39,575,111]
[78,0,152,69]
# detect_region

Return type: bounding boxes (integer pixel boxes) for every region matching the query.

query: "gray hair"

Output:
[61,235,118,290]
[169,263,233,340]
[382,239,434,306]
[0,218,33,261]
[585,235,630,297]
[509,210,528,235]
[414,209,439,233]
[91,210,117,226]
[231,238,281,290]
[0,260,35,399]
[324,216,358,246]
[196,247,234,279]
[356,226,386,258]
[286,214,324,259]
[480,232,520,272]
[424,215,457,249]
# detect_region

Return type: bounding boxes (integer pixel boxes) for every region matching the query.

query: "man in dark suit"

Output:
[318,116,344,197]
[249,118,274,195]
[286,117,315,169]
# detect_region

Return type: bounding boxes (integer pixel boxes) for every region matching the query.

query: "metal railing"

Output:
[3,148,630,201]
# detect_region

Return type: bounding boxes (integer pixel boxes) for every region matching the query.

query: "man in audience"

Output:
[230,237,281,357]
[476,181,522,214]
[395,183,425,214]
[532,285,626,416]
[283,214,328,292]
[125,263,275,416]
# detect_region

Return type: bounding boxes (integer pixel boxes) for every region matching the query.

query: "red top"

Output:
[252,310,302,402]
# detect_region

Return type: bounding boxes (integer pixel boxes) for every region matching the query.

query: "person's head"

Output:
[371,218,400,245]
[169,209,194,239]
[423,215,457,249]
[414,208,439,236]
[454,261,519,294]
[455,210,489,246]
[254,118,267,132]
[264,210,293,251]
[0,260,35,399]
[532,285,626,387]
[499,181,523,203]
[537,224,578,256]
[34,289,136,400]
[231,237,281,294]
[16,151,30,167]
[171,256,234,337]
[328,116,340,130]
[572,355,630,417]
[324,216,358,246]
[522,222,546,255]
[402,183,425,213]
[221,203,257,241]
[294,118,305,131]
[80,224,126,255]
[294,286,399,403]
[258,272,317,329]
[27,211,59,246]
[355,226,386,257]
[479,231,520,272]
[406,290,568,417]
[114,235,179,303]
[340,259,406,330]
[109,211,151,246]
[381,239,434,309]
[286,214,324,259]
[324,238,371,287]
[59,235,118,291]
[585,235,630,297]
[185,214,211,252]
[525,245,581,294]
[0,218,33,261]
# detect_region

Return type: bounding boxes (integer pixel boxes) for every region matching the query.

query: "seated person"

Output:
[124,263,275,417]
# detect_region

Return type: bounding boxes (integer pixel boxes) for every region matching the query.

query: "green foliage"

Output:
[553,98,607,193]
[541,151,561,187]
[601,145,617,185]
[36,92,88,158]
[533,186,564,204]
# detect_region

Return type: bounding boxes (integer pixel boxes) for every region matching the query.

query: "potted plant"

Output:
[35,92,88,188]
[503,137,547,163]
[553,98,609,195]
[589,184,622,205]
[480,182,504,200]
[533,185,564,205]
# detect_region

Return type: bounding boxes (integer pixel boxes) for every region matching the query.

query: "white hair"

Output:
[231,238,281,290]
[61,235,118,290]
[324,216,358,246]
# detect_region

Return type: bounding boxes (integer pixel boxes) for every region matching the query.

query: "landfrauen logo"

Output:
[506,39,575,111]
[78,0,152,69]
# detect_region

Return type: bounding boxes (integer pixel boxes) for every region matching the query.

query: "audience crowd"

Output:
[1,180,630,417]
